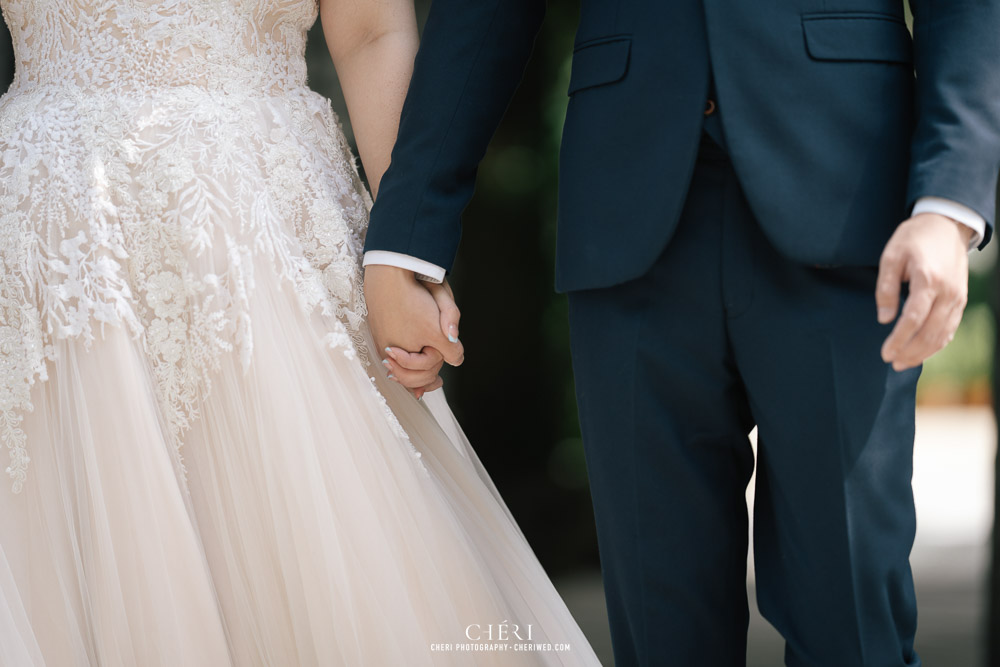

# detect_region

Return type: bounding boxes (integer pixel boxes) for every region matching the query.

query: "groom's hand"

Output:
[876,213,973,371]
[363,265,464,396]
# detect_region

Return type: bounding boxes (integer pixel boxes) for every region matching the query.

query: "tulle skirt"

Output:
[0,249,600,666]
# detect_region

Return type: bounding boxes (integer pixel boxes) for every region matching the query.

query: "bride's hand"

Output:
[364,266,464,397]
[381,346,446,398]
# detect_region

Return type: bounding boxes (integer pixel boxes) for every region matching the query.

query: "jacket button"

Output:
[704,99,717,116]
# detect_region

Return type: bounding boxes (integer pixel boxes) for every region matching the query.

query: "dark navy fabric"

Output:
[703,76,726,151]
[364,0,1000,293]
[362,2,998,665]
[568,134,922,666]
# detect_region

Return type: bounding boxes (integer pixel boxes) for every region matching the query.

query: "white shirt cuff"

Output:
[912,196,986,250]
[362,251,446,284]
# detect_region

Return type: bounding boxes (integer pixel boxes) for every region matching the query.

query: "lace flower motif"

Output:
[0,0,406,493]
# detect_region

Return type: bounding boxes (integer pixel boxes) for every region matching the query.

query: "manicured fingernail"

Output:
[381,359,392,369]
[447,325,459,343]
[387,374,396,380]
[384,347,397,360]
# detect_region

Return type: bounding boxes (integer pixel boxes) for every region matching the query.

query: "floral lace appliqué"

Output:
[0,0,392,493]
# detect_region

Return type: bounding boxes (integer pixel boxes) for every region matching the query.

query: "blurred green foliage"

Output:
[918,264,996,404]
[307,2,599,574]
[904,0,996,406]
[306,2,999,575]
[0,0,991,592]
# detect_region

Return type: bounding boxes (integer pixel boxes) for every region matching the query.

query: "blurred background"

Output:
[1,3,997,665]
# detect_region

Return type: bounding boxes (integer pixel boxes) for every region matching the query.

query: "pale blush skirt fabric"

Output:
[0,253,600,666]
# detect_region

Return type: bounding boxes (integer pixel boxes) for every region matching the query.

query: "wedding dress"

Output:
[0,1,601,664]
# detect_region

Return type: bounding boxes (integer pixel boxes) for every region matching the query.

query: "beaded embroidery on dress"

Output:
[0,1,601,664]
[0,0,372,493]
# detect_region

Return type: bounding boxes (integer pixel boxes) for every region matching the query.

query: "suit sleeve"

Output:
[907,0,1000,249]
[362,0,547,272]
[0,17,14,93]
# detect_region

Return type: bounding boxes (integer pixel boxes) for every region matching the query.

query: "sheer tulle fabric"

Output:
[0,0,601,662]
[0,254,600,665]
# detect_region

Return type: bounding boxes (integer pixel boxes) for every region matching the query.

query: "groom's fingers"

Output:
[889,296,951,370]
[876,244,905,324]
[891,275,966,369]
[881,270,935,365]
[893,296,962,371]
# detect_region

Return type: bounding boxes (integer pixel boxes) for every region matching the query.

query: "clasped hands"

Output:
[363,212,972,394]
[363,265,464,399]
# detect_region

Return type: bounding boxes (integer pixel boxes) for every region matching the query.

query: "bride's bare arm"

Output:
[319,0,418,198]
[320,0,456,398]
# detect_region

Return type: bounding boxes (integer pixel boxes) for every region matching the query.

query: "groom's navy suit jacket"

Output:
[364,0,1000,293]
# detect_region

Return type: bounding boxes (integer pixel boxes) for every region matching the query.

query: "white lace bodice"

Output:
[0,0,382,493]
[3,0,316,95]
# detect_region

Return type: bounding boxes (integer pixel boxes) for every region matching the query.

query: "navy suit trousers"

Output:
[566,133,922,667]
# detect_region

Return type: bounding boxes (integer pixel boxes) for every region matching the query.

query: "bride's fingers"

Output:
[414,376,445,400]
[384,346,443,371]
[425,282,462,347]
[421,320,464,367]
[380,356,441,389]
